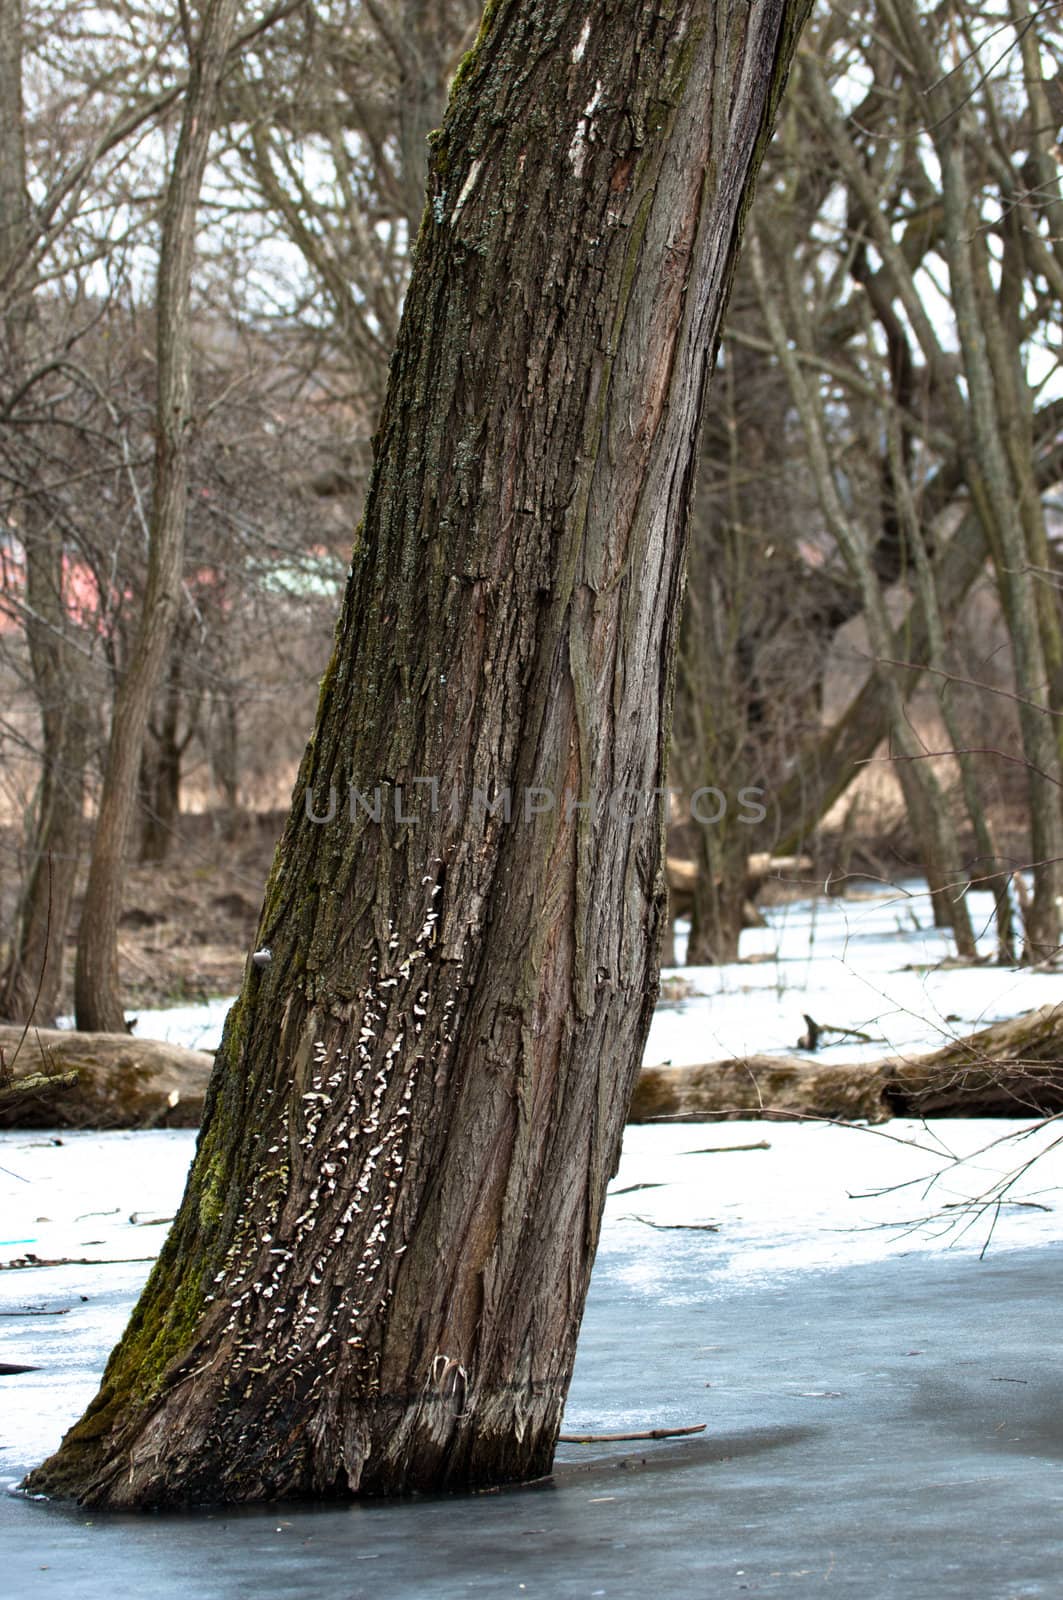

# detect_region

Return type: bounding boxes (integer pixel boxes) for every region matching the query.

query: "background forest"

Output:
[3,0,1063,1031]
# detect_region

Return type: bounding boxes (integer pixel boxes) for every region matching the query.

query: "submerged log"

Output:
[0,1026,213,1129]
[629,1002,1063,1124]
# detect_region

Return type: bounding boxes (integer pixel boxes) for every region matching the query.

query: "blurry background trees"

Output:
[3,0,1063,1027]
[670,0,1063,967]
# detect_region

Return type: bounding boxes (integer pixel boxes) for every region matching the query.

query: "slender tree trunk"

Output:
[893,756,972,948]
[395,0,477,238]
[0,0,90,1023]
[140,646,193,864]
[938,137,1063,961]
[73,0,242,1030]
[687,821,747,965]
[0,0,25,282]
[28,0,811,1507]
[887,409,1015,961]
[0,519,90,1023]
[671,335,776,971]
[138,731,181,865]
[209,685,242,835]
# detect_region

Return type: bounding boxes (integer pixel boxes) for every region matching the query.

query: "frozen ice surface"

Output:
[13,878,1063,1594]
[0,1132,195,1471]
[652,880,1063,1066]
[2,1117,1063,1598]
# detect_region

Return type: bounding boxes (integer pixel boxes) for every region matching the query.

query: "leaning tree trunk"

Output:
[73,0,240,1032]
[28,0,811,1507]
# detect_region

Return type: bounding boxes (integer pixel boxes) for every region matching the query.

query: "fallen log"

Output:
[0,1026,214,1129]
[629,1002,1063,1124]
[7,1004,1061,1131]
[631,1053,889,1123]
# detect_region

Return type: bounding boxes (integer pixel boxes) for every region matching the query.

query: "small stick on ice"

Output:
[621,1215,720,1232]
[681,1141,771,1155]
[558,1423,707,1443]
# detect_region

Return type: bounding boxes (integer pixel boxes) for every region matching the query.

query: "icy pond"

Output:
[4,880,1063,1597]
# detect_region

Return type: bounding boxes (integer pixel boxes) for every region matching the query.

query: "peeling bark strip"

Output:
[27,0,811,1506]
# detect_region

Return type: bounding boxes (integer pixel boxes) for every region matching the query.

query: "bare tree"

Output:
[73,0,243,1031]
[669,0,1063,965]
[798,4,1063,957]
[0,0,100,1020]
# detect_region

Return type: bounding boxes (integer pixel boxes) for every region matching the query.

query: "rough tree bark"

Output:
[73,0,241,1031]
[28,0,811,1506]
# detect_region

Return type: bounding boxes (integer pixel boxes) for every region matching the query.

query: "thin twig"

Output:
[559,1423,707,1444]
[621,1215,720,1232]
[681,1141,771,1154]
